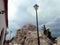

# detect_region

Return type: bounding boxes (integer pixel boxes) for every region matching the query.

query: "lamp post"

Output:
[33,4,40,45]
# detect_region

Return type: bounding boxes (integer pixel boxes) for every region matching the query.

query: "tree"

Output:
[47,29,52,39]
[42,25,48,36]
[41,25,57,43]
[42,25,52,39]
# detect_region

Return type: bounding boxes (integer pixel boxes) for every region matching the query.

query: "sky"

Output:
[7,0,60,40]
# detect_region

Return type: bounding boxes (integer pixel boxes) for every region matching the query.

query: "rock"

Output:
[22,24,37,31]
[53,36,60,45]
[8,24,53,45]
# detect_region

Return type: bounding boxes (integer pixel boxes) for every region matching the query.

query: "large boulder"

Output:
[8,24,53,45]
[9,30,53,45]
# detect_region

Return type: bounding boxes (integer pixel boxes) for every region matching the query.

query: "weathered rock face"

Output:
[24,31,53,45]
[53,37,60,45]
[8,24,53,45]
[56,37,60,44]
[22,24,37,31]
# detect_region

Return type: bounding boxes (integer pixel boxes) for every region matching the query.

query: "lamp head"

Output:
[33,4,39,10]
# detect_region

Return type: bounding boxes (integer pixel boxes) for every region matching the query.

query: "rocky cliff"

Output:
[9,24,53,45]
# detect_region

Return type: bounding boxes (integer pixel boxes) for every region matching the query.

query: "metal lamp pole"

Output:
[33,4,40,45]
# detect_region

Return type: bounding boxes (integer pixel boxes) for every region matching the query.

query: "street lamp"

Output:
[33,4,40,45]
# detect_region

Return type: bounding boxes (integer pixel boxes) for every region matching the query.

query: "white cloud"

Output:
[8,0,17,20]
[13,0,24,7]
[8,5,17,20]
[27,5,35,16]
